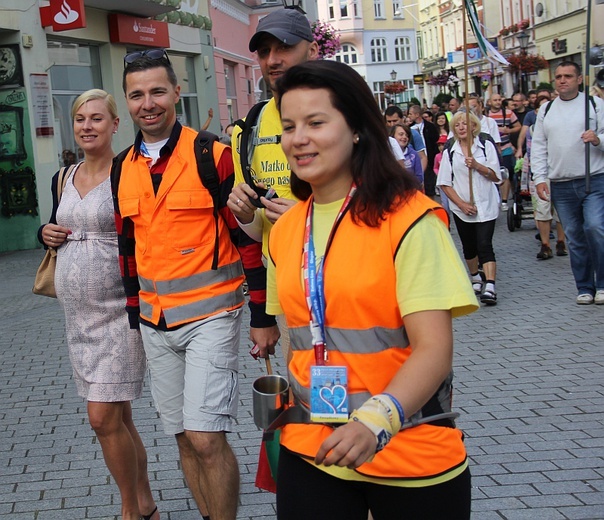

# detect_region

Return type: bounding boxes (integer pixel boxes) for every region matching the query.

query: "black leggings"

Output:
[276,447,471,520]
[453,214,497,264]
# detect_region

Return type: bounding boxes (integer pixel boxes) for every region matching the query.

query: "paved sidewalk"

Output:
[1,216,603,519]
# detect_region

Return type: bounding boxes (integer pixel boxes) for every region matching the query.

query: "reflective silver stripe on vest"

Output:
[139,299,153,320]
[139,286,244,325]
[162,286,245,325]
[288,325,409,354]
[138,261,243,295]
[289,372,453,424]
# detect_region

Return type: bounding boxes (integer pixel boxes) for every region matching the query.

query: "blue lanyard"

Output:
[303,185,356,365]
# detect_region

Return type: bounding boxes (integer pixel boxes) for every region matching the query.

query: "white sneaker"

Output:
[576,293,594,305]
[501,202,509,211]
[595,290,604,305]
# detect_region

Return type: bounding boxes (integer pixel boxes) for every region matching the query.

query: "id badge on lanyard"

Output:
[304,188,355,423]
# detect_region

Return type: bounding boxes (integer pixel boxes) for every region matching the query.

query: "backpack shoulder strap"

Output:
[234,100,269,185]
[110,145,134,215]
[194,130,220,201]
[543,100,554,118]
[444,137,455,166]
[193,129,221,270]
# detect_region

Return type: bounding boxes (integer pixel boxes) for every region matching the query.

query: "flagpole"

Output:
[462,0,474,205]
[585,0,592,194]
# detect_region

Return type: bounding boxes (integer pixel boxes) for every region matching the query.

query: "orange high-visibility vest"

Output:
[269,191,467,480]
[118,126,244,327]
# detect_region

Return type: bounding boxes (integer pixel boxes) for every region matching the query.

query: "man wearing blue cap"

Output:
[229,9,318,360]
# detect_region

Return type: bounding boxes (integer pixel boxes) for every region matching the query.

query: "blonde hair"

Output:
[450,111,482,139]
[71,89,118,120]
[590,85,604,100]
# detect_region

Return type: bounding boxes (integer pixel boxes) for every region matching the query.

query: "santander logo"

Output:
[53,0,79,25]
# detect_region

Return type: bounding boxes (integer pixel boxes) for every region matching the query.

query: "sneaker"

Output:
[595,290,604,305]
[536,244,553,260]
[481,289,497,305]
[556,241,568,256]
[576,293,594,305]
[501,202,509,211]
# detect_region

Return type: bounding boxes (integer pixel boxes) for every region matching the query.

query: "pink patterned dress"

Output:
[55,164,146,402]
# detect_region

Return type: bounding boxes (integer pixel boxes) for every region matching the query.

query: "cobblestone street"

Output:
[1,215,603,519]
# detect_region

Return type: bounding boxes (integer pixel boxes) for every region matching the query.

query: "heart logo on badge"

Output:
[319,385,347,413]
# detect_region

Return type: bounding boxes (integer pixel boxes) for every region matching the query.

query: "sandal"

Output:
[480,289,497,306]
[472,281,483,295]
[141,506,158,520]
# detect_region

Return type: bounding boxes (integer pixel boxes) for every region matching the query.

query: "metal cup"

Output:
[252,374,289,429]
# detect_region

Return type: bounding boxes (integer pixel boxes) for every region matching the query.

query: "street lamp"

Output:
[516,30,530,52]
[436,56,447,71]
[516,30,529,93]
[385,70,405,107]
[281,0,304,12]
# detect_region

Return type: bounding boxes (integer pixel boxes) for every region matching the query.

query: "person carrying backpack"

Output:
[228,9,319,361]
[112,49,253,520]
[531,61,604,305]
[437,112,503,306]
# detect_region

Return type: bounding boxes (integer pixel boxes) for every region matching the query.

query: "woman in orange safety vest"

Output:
[263,60,479,519]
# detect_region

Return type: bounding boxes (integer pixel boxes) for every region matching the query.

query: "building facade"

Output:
[324,0,421,110]
[0,0,219,253]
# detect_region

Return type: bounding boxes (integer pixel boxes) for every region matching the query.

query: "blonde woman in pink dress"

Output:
[38,89,159,520]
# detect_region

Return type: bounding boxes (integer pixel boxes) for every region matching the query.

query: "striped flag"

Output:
[465,0,509,66]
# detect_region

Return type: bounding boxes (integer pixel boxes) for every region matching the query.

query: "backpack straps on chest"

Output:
[234,100,270,185]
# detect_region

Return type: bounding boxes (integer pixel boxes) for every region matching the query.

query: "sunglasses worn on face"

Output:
[123,49,170,67]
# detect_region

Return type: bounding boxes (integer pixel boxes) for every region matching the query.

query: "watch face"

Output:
[0,47,18,85]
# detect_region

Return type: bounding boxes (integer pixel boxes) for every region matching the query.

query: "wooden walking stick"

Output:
[462,0,474,205]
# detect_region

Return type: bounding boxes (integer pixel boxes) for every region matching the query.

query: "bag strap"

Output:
[234,99,270,186]
[57,164,76,203]
[193,130,221,270]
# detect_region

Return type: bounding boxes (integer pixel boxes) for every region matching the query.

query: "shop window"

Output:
[340,0,348,17]
[335,44,359,65]
[395,37,412,61]
[328,0,335,19]
[171,55,200,130]
[224,62,239,123]
[48,41,101,165]
[371,38,388,63]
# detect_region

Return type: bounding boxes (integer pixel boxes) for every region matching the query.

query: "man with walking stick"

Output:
[531,61,604,305]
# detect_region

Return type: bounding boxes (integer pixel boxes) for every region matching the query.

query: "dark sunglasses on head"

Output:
[123,49,170,67]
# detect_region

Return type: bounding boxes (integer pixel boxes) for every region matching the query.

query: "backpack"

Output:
[111,130,223,270]
[444,132,502,168]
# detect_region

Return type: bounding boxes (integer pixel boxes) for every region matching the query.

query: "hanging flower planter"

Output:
[507,53,548,74]
[311,21,342,59]
[500,27,510,37]
[384,81,407,94]
[427,72,450,87]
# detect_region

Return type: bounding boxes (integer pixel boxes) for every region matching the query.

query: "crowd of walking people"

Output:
[36,7,603,519]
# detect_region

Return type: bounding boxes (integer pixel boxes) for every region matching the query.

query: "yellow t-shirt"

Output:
[231,98,297,259]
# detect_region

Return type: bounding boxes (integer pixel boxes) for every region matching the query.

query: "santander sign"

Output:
[42,0,86,32]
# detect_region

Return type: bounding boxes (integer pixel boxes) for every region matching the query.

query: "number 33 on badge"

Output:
[310,366,349,423]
